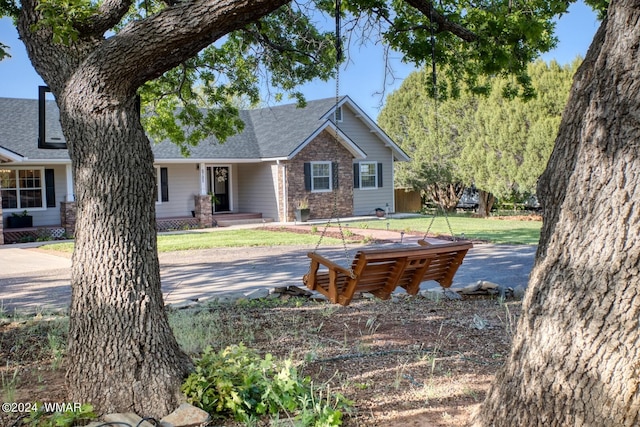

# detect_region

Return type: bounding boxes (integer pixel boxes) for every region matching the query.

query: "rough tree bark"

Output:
[16,0,289,417]
[473,0,640,425]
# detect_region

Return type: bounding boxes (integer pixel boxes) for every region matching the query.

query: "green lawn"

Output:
[44,229,346,253]
[44,215,541,253]
[156,229,345,251]
[346,214,542,245]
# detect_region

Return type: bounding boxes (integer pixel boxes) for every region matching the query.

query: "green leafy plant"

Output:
[23,403,96,427]
[208,192,221,206]
[182,344,350,426]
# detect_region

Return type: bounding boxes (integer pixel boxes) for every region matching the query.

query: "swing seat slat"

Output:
[303,241,473,306]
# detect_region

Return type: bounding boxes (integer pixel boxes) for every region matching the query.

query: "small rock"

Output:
[479,280,501,292]
[460,280,509,296]
[471,314,489,330]
[361,292,376,300]
[214,292,246,303]
[443,289,463,300]
[244,288,270,300]
[103,413,155,427]
[160,403,211,427]
[285,285,313,297]
[166,301,197,310]
[309,293,328,302]
[513,285,526,299]
[460,281,483,295]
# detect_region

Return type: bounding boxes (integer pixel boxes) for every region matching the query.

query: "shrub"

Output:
[182,344,350,426]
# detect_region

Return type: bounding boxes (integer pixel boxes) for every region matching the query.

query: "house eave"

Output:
[153,158,267,164]
[0,158,72,165]
[0,146,26,163]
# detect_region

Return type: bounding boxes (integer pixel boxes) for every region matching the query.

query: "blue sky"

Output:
[0,1,600,120]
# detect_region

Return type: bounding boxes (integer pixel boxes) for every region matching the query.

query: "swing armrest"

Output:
[305,252,357,305]
[306,252,354,278]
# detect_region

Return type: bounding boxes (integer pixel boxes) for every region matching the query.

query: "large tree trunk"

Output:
[473,1,640,425]
[15,0,289,416]
[427,182,464,211]
[62,94,192,417]
[475,190,494,217]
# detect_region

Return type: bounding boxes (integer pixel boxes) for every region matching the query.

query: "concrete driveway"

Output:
[0,230,536,314]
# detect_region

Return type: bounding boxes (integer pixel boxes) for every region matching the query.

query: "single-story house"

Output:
[0,95,409,244]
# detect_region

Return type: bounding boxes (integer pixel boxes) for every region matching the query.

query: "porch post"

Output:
[195,163,212,227]
[199,163,207,195]
[60,163,76,238]
[65,163,75,201]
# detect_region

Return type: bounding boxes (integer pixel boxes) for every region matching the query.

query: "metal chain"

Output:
[307,0,353,276]
[423,204,457,241]
[421,6,457,243]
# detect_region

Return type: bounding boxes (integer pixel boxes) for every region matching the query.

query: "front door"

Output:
[208,166,230,212]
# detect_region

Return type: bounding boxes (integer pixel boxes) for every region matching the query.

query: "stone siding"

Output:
[0,195,3,245]
[60,201,77,238]
[287,131,354,221]
[194,195,213,227]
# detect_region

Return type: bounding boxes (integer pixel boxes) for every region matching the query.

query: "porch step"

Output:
[215,217,274,227]
[212,212,263,227]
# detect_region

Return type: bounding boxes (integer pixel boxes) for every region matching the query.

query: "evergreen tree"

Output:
[380,59,579,215]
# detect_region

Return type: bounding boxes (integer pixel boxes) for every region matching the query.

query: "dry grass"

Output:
[1,294,520,426]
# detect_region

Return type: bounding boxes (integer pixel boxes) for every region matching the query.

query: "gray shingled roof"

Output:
[150,97,340,160]
[0,96,404,162]
[0,97,69,160]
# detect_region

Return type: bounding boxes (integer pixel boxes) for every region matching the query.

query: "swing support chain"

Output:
[306,0,355,278]
[421,4,458,243]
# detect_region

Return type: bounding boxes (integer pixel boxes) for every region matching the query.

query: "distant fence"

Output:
[394,189,422,213]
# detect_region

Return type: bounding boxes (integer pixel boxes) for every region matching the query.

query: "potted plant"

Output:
[208,192,221,210]
[7,210,33,228]
[294,198,310,222]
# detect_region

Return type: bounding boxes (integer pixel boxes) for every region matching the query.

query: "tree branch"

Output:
[73,0,290,98]
[403,0,477,42]
[242,24,321,63]
[77,0,135,36]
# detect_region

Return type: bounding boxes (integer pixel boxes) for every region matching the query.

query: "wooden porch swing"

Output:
[304,240,472,305]
[301,1,472,306]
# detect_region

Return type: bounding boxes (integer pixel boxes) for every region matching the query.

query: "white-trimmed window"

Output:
[0,168,45,210]
[359,162,378,189]
[311,162,332,192]
[334,106,343,122]
[353,162,383,190]
[154,167,169,203]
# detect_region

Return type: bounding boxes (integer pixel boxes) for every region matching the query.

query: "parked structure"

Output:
[0,96,409,243]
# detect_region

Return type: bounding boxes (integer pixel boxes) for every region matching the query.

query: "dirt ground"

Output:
[0,294,520,427]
